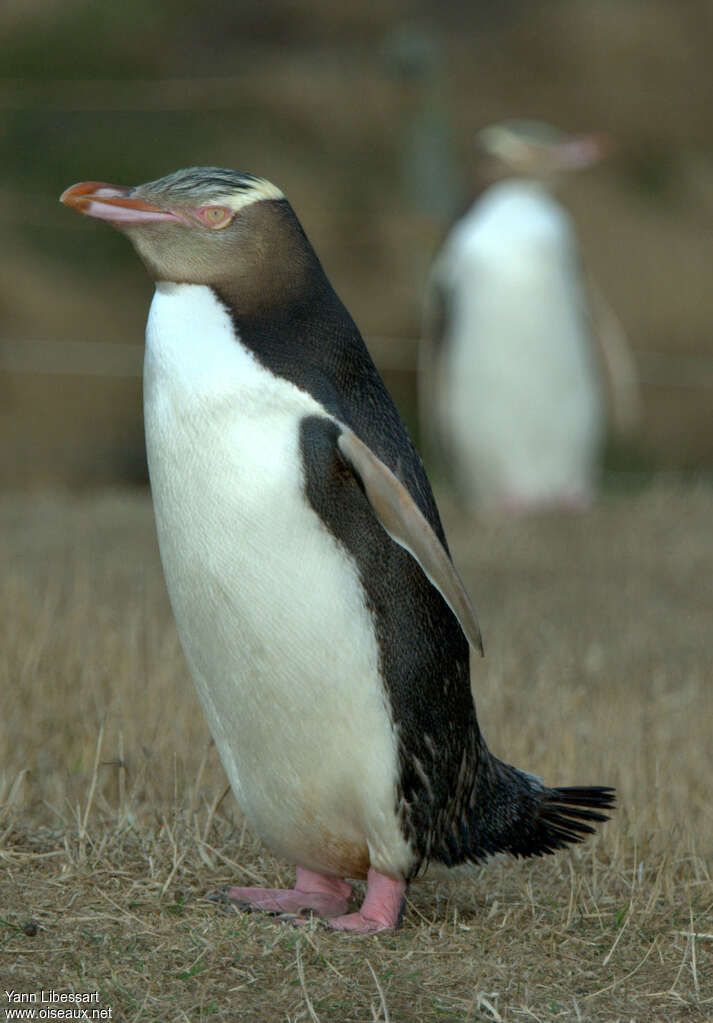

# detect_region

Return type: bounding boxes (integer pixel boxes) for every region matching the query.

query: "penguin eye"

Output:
[197,205,233,228]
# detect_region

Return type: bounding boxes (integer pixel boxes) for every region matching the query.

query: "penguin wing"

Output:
[422,263,449,357]
[419,264,450,461]
[337,425,484,656]
[584,269,641,434]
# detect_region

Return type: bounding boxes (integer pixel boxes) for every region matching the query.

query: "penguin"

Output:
[421,120,639,516]
[60,168,614,932]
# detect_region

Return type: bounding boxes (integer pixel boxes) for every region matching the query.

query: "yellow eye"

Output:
[197,205,232,228]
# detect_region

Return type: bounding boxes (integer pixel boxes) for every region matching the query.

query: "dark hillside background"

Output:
[2,0,712,485]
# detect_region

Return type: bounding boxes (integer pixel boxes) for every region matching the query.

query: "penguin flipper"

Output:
[584,269,641,435]
[336,426,484,656]
[419,268,451,466]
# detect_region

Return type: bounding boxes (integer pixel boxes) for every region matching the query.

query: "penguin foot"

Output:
[323,868,406,933]
[497,489,594,518]
[217,867,352,919]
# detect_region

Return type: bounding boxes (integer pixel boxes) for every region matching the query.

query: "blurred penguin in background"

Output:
[421,120,639,517]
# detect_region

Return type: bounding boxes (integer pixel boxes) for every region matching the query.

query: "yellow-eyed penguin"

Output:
[60,168,614,932]
[422,121,639,516]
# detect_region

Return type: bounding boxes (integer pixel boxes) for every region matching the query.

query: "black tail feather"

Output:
[551,786,617,809]
[424,747,615,870]
[433,754,616,866]
[507,783,615,859]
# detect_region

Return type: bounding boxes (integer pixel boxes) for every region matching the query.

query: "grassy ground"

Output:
[1,484,712,1022]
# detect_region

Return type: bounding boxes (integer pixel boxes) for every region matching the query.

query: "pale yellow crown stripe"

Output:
[220,178,284,212]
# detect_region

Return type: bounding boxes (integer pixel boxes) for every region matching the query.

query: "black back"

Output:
[213,199,488,874]
[216,201,442,542]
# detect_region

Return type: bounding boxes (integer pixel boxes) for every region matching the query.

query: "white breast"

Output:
[434,182,604,510]
[143,283,412,879]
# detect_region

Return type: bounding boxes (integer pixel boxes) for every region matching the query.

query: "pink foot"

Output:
[500,489,593,518]
[216,867,352,919]
[325,868,406,933]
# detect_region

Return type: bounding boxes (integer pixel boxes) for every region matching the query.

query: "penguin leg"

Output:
[323,868,406,933]
[500,489,593,517]
[219,867,352,919]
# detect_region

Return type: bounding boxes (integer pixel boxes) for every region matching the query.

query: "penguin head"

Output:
[474,121,607,187]
[60,167,316,311]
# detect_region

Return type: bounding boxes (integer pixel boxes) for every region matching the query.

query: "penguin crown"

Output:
[133,167,285,213]
[479,120,568,153]
[475,121,606,181]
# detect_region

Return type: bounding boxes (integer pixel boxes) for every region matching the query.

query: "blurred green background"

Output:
[1,0,712,487]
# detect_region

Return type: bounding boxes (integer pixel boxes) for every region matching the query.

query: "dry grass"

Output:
[1,484,712,1022]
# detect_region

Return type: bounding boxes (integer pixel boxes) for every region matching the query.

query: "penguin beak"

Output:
[552,133,610,169]
[60,181,185,225]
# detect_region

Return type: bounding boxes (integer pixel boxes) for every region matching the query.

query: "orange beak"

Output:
[554,132,611,169]
[60,181,184,225]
